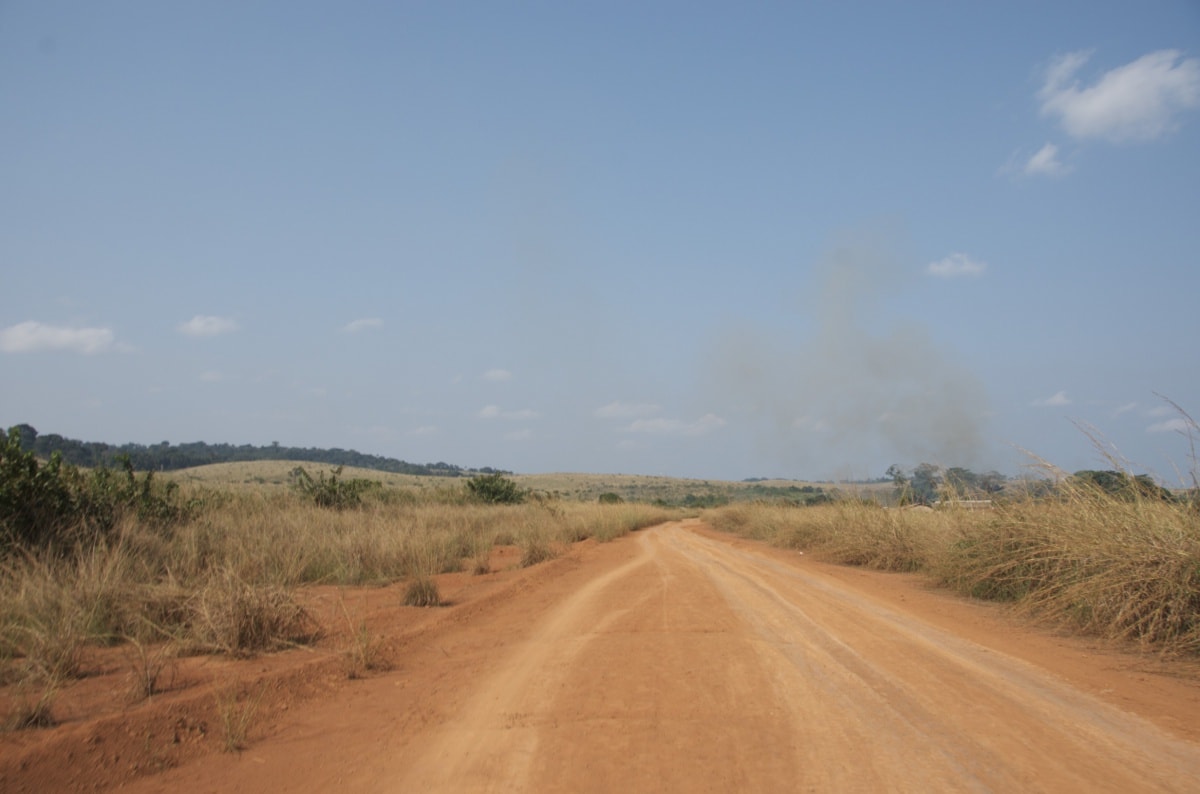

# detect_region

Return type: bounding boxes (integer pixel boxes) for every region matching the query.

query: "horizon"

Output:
[4,421,1175,486]
[3,3,1198,484]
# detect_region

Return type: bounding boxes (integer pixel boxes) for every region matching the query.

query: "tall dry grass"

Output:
[708,482,1200,656]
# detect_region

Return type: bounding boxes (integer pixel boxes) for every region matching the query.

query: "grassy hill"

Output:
[166,461,876,505]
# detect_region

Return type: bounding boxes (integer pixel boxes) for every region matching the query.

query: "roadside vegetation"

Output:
[0,430,672,729]
[708,432,1200,658]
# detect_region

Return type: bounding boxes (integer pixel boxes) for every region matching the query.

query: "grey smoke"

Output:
[711,227,989,475]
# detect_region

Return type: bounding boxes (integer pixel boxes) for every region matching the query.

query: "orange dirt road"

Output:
[118,520,1200,793]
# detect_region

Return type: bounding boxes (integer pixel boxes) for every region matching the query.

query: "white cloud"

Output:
[341,317,383,334]
[595,401,661,419]
[504,428,532,441]
[199,370,226,382]
[178,315,238,337]
[1033,390,1072,407]
[627,413,726,437]
[478,405,539,421]
[1039,49,1200,142]
[0,321,115,354]
[408,425,438,437]
[1147,418,1191,434]
[1111,401,1138,419]
[482,368,513,382]
[1023,142,1069,176]
[927,252,987,278]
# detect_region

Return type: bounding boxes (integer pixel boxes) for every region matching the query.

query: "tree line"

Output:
[6,424,500,478]
[885,462,1179,505]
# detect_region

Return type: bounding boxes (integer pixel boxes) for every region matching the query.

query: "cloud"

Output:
[482,368,513,382]
[504,428,532,441]
[0,321,115,354]
[927,253,987,278]
[178,315,238,337]
[199,370,226,382]
[1147,418,1191,434]
[595,401,661,419]
[341,317,383,334]
[1023,142,1069,176]
[408,425,438,436]
[1111,401,1138,419]
[626,413,726,437]
[1033,390,1072,407]
[477,405,539,420]
[1039,49,1200,142]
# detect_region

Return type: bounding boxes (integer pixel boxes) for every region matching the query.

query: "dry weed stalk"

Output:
[213,680,265,752]
[338,596,389,678]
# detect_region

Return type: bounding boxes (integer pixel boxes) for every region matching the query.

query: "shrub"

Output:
[598,492,624,504]
[290,466,377,510]
[466,473,526,504]
[1,428,188,554]
[0,429,77,551]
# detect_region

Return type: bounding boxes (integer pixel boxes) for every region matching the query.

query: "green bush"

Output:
[1,428,186,553]
[598,492,624,504]
[0,429,77,551]
[466,473,526,505]
[290,466,377,509]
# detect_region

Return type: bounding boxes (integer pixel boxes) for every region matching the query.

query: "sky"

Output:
[2,2,1199,483]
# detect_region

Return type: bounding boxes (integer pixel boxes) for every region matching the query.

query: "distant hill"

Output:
[5,423,499,478]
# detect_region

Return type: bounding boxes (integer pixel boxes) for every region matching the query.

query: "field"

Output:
[1,458,1199,790]
[167,460,854,505]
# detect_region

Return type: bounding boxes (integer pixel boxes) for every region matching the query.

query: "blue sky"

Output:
[2,2,1198,482]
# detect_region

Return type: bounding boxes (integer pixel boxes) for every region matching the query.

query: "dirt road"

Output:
[116,520,1200,793]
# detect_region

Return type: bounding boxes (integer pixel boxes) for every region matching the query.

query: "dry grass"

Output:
[338,597,389,679]
[933,481,1200,654]
[122,636,176,702]
[708,481,1200,656]
[186,569,318,657]
[402,577,442,607]
[213,680,264,752]
[3,680,57,731]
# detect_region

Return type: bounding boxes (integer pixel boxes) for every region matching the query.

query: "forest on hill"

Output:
[4,424,496,477]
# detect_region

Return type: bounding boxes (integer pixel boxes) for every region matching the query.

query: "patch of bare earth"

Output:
[3,522,1199,792]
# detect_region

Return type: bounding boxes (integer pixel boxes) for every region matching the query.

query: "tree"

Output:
[978,470,1007,494]
[1072,470,1174,502]
[13,424,38,451]
[910,463,942,505]
[944,467,979,496]
[886,464,911,504]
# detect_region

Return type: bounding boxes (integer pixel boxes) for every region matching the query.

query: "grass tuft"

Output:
[402,576,441,607]
[188,570,318,657]
[213,680,264,752]
[3,682,57,731]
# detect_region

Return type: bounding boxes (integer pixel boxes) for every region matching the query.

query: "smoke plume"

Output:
[711,227,989,476]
